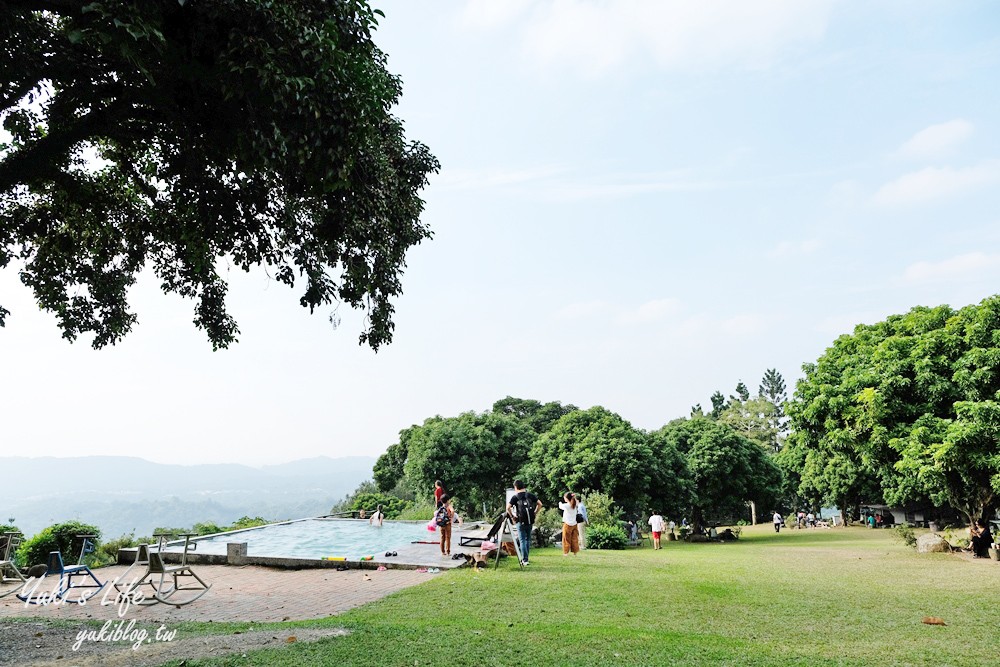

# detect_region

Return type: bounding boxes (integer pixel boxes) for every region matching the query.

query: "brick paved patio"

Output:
[0,563,440,622]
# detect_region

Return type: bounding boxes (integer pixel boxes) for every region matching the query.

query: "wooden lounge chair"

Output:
[0,532,27,599]
[19,534,104,603]
[116,533,211,606]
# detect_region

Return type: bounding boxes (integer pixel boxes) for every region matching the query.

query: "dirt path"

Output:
[0,619,348,667]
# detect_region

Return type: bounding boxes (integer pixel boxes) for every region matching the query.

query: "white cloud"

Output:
[769,239,821,258]
[901,252,1000,284]
[457,0,531,30]
[897,119,974,159]
[873,160,1000,206]
[433,164,725,200]
[554,298,684,326]
[826,180,863,208]
[433,165,569,192]
[510,0,834,77]
[554,300,609,320]
[721,314,767,336]
[616,298,683,325]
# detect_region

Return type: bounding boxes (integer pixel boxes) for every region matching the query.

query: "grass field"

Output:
[163,525,999,667]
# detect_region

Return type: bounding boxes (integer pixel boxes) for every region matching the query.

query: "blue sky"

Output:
[2,1,999,464]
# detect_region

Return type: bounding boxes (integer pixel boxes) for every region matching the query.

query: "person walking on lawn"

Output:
[508,480,541,565]
[648,511,665,549]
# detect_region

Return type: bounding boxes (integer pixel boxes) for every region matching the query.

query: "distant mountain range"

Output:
[0,455,376,538]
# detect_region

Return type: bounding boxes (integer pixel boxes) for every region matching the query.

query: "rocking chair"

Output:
[0,532,27,599]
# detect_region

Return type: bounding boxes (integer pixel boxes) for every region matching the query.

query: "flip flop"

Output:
[415,568,428,573]
[391,551,398,557]
[335,565,349,572]
[428,568,440,573]
[385,551,392,557]
[376,566,387,571]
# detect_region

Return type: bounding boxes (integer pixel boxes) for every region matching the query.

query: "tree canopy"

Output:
[787,296,1000,524]
[524,406,675,513]
[399,411,534,515]
[654,417,781,529]
[0,0,438,348]
[491,396,578,435]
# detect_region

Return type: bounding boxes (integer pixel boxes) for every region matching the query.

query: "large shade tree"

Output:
[400,411,534,516]
[653,417,782,530]
[788,297,1000,525]
[1,0,438,348]
[491,396,578,435]
[524,406,681,513]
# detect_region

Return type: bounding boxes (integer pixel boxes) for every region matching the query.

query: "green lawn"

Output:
[165,525,999,666]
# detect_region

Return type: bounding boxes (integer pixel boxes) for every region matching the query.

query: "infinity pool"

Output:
[165,518,432,560]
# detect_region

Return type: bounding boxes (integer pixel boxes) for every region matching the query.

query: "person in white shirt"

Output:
[772,511,783,533]
[648,511,665,550]
[558,492,581,555]
[667,519,676,538]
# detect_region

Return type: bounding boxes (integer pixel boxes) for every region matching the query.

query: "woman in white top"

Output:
[558,492,581,555]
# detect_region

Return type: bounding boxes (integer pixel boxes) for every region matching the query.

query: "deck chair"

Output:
[19,534,104,603]
[116,533,211,606]
[0,532,27,599]
[458,520,499,548]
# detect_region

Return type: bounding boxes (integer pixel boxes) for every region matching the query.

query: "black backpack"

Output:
[513,493,535,525]
[434,504,450,527]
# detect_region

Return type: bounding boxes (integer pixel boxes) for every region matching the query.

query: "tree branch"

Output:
[0,96,144,191]
[0,78,44,113]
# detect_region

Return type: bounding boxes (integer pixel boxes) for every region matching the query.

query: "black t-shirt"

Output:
[509,491,538,525]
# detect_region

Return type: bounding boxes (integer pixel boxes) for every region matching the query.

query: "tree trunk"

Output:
[750,501,757,525]
[692,506,704,534]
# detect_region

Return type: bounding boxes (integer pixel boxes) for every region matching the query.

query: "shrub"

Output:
[586,524,628,550]
[396,500,435,521]
[534,507,563,546]
[94,534,139,567]
[192,522,227,536]
[893,523,917,549]
[17,521,102,568]
[231,516,270,530]
[347,492,412,519]
[580,492,623,527]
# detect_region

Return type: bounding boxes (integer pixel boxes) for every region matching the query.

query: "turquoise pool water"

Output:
[164,518,432,560]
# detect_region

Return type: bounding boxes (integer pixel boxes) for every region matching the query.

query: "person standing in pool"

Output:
[369,504,385,527]
[434,480,446,507]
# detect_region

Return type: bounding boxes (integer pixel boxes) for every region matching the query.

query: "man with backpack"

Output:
[508,480,542,565]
